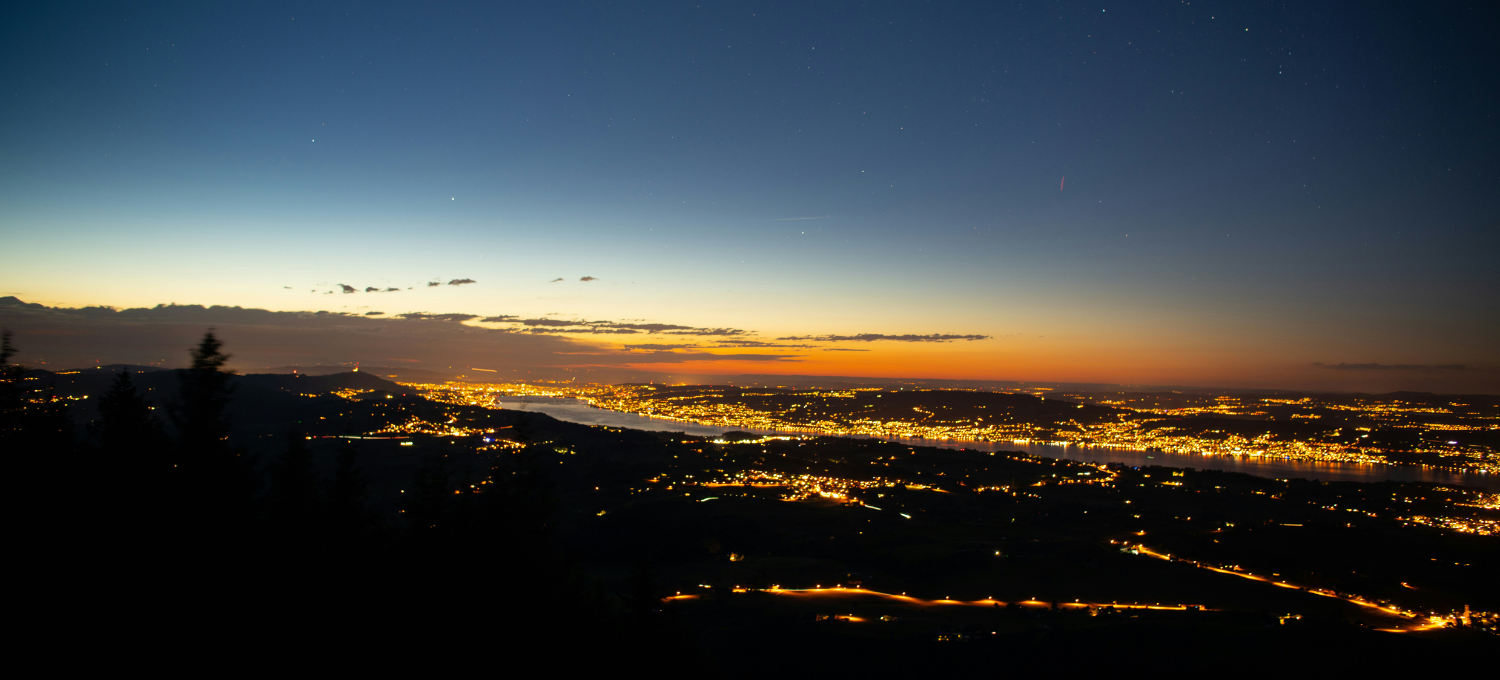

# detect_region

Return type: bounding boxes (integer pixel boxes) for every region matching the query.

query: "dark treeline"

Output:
[3,330,699,667]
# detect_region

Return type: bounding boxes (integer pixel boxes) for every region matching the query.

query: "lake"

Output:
[497,396,1497,490]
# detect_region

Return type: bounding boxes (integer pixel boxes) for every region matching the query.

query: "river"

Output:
[497,396,1497,490]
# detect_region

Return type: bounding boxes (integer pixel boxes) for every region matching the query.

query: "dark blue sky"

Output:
[2,1,1496,389]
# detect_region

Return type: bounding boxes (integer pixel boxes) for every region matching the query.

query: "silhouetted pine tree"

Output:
[403,450,454,547]
[1,331,76,581]
[96,371,162,452]
[0,331,27,456]
[473,443,556,553]
[0,331,74,452]
[174,332,234,463]
[169,331,253,548]
[90,370,169,551]
[268,428,320,548]
[94,370,168,481]
[0,331,21,417]
[326,438,373,544]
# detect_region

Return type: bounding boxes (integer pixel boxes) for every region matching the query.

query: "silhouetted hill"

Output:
[237,371,403,394]
[261,365,458,382]
[21,366,167,398]
[0,295,44,309]
[23,369,407,436]
[86,364,167,373]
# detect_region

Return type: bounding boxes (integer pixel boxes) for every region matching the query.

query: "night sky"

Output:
[2,1,1496,391]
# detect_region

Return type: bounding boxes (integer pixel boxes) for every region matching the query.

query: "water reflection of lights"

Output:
[402,380,1500,478]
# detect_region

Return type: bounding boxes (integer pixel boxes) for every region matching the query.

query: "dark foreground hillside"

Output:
[3,333,1494,672]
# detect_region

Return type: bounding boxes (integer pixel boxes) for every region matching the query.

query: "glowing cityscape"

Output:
[400,381,1500,474]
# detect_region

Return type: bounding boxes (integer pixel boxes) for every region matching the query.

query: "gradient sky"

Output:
[2,1,1496,391]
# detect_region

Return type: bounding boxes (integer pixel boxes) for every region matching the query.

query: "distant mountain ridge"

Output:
[260,365,459,383]
[0,295,43,309]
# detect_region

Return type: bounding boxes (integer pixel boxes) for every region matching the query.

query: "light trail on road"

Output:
[1119,541,1446,632]
[666,586,1202,612]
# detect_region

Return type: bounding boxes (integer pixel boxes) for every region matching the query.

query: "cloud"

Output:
[825,348,871,352]
[428,281,442,287]
[480,315,519,323]
[604,322,694,332]
[549,278,564,283]
[580,276,598,282]
[0,299,857,372]
[504,318,745,336]
[528,327,640,335]
[714,340,819,348]
[1314,362,1469,371]
[619,338,821,352]
[778,333,989,343]
[364,311,384,316]
[339,284,357,294]
[396,312,480,322]
[775,215,832,221]
[384,287,401,292]
[365,287,379,293]
[447,278,476,286]
[15,296,1494,388]
[564,351,803,364]
[664,328,748,337]
[0,298,632,371]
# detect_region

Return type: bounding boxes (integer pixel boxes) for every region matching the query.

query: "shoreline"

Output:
[495,396,1498,491]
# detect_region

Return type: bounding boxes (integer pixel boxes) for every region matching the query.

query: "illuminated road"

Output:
[1117,541,1448,632]
[666,586,1203,613]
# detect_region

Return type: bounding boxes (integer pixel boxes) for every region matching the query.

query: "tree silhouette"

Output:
[268,428,320,548]
[96,370,161,451]
[0,330,72,449]
[625,561,665,622]
[1,332,75,568]
[170,330,252,547]
[0,331,19,381]
[0,330,25,438]
[403,450,454,546]
[0,330,681,656]
[90,370,168,551]
[174,331,234,462]
[471,443,556,555]
[326,438,373,544]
